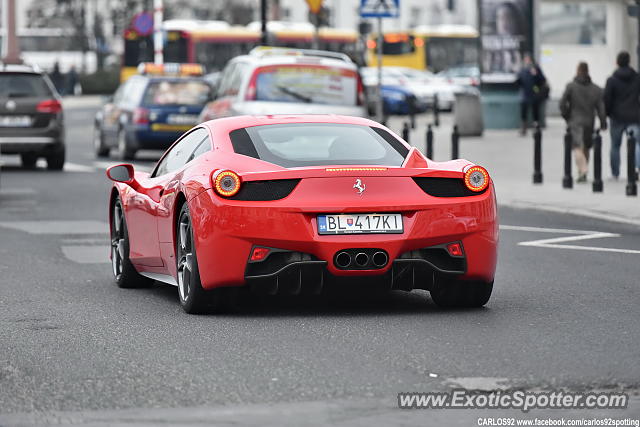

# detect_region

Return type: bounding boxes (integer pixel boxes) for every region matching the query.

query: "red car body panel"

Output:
[109,115,498,290]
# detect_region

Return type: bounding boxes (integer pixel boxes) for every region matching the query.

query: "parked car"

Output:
[198,47,367,121]
[361,66,464,111]
[0,63,65,169]
[93,63,213,160]
[437,65,480,88]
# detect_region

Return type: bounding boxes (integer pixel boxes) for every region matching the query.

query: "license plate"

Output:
[0,116,31,127]
[167,114,198,125]
[317,213,403,235]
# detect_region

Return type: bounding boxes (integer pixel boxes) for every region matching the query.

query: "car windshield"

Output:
[230,123,408,168]
[254,64,357,106]
[142,80,211,106]
[0,73,52,98]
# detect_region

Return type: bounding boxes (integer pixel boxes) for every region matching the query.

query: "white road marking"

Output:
[61,245,109,264]
[500,224,640,255]
[0,220,108,235]
[64,162,96,173]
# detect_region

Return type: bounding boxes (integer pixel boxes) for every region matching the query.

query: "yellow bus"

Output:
[367,24,478,72]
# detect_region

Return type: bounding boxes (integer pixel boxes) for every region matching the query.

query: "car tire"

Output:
[94,124,109,158]
[430,279,493,308]
[20,153,38,169]
[110,197,155,288]
[117,129,135,161]
[46,145,65,170]
[176,203,229,314]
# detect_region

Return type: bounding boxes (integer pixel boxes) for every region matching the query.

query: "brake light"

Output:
[367,39,376,49]
[250,247,270,262]
[245,71,258,101]
[212,170,241,197]
[446,242,464,257]
[356,74,364,106]
[133,107,149,124]
[36,99,62,114]
[463,166,490,192]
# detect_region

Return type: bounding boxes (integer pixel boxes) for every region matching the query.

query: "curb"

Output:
[499,200,640,227]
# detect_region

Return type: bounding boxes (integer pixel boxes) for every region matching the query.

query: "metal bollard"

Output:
[402,122,410,143]
[626,130,637,196]
[451,125,459,160]
[532,123,543,184]
[433,94,440,127]
[592,129,603,192]
[426,124,434,159]
[562,126,573,189]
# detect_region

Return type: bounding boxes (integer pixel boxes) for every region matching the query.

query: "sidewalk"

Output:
[388,114,640,226]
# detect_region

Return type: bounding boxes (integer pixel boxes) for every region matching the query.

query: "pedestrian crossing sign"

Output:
[360,0,400,18]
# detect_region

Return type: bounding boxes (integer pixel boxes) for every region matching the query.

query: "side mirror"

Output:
[106,164,135,183]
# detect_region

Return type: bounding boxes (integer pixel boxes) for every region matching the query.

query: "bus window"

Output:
[194,41,256,72]
[164,31,189,63]
[382,34,415,55]
[425,37,478,72]
[123,34,153,67]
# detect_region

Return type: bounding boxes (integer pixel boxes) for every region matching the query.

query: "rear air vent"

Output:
[413,177,487,197]
[228,179,300,201]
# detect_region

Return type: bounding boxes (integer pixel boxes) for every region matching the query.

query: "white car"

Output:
[199,47,367,120]
[361,66,464,111]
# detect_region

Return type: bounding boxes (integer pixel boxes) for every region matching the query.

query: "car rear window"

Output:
[0,73,52,98]
[253,64,357,106]
[142,80,211,106]
[230,123,408,168]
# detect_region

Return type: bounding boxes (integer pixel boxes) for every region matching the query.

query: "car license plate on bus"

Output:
[317,213,403,235]
[167,114,198,125]
[0,116,31,127]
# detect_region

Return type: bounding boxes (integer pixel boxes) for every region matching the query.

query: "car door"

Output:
[152,127,211,244]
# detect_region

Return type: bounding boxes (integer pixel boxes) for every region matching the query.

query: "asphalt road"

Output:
[0,105,639,426]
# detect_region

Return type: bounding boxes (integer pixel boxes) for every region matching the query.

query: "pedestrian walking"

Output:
[559,62,607,182]
[516,53,548,136]
[48,62,65,95]
[66,66,79,96]
[604,51,640,180]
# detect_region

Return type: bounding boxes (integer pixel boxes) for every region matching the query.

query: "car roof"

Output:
[233,53,357,70]
[0,63,43,74]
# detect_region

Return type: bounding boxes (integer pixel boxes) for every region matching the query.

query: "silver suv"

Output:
[199,47,367,121]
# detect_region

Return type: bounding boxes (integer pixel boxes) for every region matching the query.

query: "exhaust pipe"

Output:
[372,251,389,268]
[335,251,352,268]
[354,252,369,267]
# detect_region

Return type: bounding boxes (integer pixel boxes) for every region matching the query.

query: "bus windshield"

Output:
[382,34,415,55]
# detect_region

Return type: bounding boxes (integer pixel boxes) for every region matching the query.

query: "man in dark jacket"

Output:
[604,51,640,179]
[560,62,607,182]
[516,53,547,136]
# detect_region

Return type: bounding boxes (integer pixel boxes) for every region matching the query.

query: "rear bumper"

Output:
[188,186,498,290]
[0,120,64,154]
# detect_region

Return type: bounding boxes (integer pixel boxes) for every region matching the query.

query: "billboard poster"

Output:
[480,0,533,78]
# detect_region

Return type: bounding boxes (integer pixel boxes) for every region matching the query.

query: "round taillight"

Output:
[213,170,241,197]
[464,166,489,192]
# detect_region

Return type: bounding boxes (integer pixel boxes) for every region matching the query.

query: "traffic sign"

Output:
[306,0,324,14]
[360,0,400,18]
[132,12,154,37]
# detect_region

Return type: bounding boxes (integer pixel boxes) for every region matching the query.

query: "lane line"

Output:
[501,224,639,255]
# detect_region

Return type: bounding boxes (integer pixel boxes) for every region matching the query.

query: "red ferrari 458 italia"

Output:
[106,115,498,313]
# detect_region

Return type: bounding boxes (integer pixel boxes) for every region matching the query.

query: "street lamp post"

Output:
[261,0,268,45]
[637,0,640,70]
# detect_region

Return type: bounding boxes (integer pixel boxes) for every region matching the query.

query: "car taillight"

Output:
[212,170,241,197]
[356,74,364,106]
[446,242,464,257]
[463,166,490,193]
[245,72,258,101]
[36,99,62,114]
[250,247,270,262]
[133,107,149,124]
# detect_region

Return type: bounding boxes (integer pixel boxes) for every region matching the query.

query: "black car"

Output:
[0,64,65,169]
